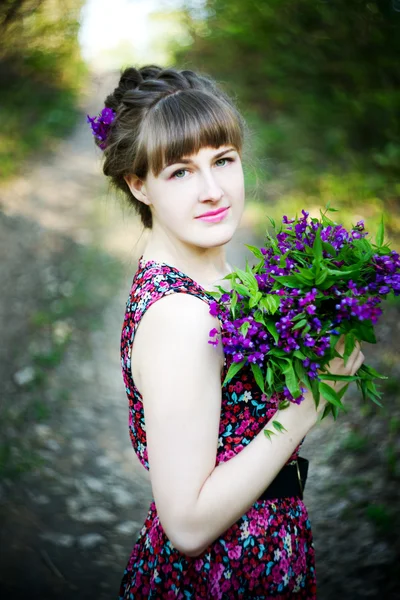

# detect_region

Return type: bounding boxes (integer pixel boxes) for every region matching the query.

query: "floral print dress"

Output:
[119,256,317,600]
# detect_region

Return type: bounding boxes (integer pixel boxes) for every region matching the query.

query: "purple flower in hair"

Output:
[87,107,116,150]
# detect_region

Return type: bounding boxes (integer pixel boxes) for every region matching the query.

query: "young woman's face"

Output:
[129,145,245,250]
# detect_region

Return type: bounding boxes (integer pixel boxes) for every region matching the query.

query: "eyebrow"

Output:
[164,147,237,169]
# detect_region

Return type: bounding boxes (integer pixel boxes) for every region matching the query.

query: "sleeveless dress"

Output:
[119,256,317,600]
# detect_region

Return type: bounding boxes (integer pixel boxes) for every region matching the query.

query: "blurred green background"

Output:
[0,0,87,180]
[1,1,399,599]
[2,0,400,236]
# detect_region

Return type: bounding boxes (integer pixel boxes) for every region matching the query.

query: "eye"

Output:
[215,157,234,167]
[171,168,189,179]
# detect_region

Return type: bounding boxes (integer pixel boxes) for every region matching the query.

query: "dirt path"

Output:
[0,71,399,599]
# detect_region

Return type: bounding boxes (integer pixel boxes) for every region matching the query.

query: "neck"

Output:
[142,231,232,290]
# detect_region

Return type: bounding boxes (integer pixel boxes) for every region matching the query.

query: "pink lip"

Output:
[196,207,230,223]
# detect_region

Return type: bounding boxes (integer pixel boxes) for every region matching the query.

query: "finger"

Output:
[335,334,345,352]
[341,348,357,375]
[351,351,364,376]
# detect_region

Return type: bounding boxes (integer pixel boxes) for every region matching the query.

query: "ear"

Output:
[124,174,150,205]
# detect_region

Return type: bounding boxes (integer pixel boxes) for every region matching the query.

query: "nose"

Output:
[198,170,224,203]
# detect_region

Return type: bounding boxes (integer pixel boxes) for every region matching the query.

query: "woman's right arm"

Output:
[134,294,364,558]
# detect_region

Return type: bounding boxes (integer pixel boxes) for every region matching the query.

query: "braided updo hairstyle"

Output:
[98,65,246,229]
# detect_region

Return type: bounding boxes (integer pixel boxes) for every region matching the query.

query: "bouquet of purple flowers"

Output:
[208,206,399,435]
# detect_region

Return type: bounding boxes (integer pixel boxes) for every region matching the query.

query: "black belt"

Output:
[258,457,309,501]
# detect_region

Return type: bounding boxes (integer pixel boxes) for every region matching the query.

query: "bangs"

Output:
[133,90,244,177]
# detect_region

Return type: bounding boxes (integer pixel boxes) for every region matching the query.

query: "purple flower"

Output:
[305,304,316,315]
[206,207,398,411]
[87,107,116,150]
[209,301,219,317]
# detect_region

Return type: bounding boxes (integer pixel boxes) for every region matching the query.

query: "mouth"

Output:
[196,207,230,222]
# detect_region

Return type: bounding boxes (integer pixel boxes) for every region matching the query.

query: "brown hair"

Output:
[99,65,246,228]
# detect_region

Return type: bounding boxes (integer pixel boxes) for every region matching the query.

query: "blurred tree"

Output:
[0,1,45,34]
[175,0,400,173]
[0,0,84,84]
[0,0,86,180]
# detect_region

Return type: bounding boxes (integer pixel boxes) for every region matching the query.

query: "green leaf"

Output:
[344,333,356,365]
[283,361,301,399]
[205,289,221,298]
[312,227,323,263]
[359,364,388,380]
[320,403,332,420]
[352,238,373,262]
[230,290,238,318]
[272,275,303,288]
[292,312,306,322]
[245,244,265,260]
[330,333,341,350]
[322,241,337,256]
[318,382,345,409]
[327,268,361,279]
[222,359,246,386]
[272,420,287,433]
[251,363,265,394]
[260,294,281,314]
[355,321,377,344]
[265,320,279,344]
[270,347,288,358]
[301,323,311,336]
[266,366,274,388]
[297,267,315,281]
[236,269,259,294]
[369,395,384,408]
[249,291,262,308]
[319,374,359,382]
[293,358,307,382]
[279,252,290,268]
[239,321,250,337]
[318,277,336,290]
[264,428,276,441]
[268,216,276,229]
[315,269,328,285]
[331,405,340,420]
[253,309,265,325]
[376,214,385,247]
[310,378,320,408]
[278,400,290,410]
[232,281,251,296]
[292,319,307,330]
[293,349,307,359]
[294,273,316,286]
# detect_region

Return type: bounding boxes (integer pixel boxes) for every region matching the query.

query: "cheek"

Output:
[222,165,244,191]
[158,198,191,228]
[226,170,245,206]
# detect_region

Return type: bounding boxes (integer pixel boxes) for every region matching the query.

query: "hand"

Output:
[322,334,365,393]
[300,334,365,420]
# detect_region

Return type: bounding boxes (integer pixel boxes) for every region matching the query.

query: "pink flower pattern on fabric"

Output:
[118,256,317,599]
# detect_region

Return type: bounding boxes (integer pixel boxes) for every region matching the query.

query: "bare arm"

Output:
[134,295,364,557]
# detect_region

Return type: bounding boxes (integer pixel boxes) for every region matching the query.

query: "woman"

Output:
[89,65,364,599]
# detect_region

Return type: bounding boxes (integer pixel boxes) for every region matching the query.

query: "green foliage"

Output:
[365,503,392,533]
[174,0,400,243]
[177,0,400,167]
[341,430,369,453]
[0,0,87,181]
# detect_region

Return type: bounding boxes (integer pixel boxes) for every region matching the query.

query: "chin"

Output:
[192,224,237,249]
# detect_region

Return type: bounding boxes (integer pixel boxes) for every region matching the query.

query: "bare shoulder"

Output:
[131,292,223,392]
